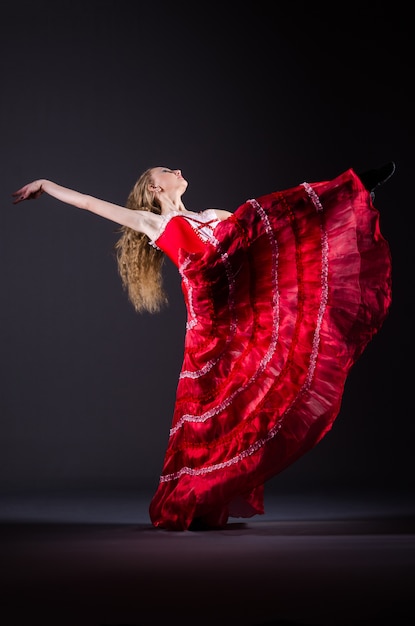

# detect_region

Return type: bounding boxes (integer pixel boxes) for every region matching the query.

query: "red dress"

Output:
[148,168,392,531]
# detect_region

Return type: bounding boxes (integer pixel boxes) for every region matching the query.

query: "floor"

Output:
[1,488,414,626]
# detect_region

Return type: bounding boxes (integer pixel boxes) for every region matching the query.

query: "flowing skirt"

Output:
[149,168,392,531]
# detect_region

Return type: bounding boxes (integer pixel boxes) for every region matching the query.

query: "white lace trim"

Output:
[148,209,221,250]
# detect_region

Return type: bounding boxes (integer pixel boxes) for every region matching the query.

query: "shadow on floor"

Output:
[1,489,414,626]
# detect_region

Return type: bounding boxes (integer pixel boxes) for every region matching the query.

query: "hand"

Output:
[12,180,44,204]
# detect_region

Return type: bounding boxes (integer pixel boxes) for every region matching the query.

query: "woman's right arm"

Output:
[12,179,161,238]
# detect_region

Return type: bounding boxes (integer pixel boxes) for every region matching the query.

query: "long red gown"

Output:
[148,168,392,531]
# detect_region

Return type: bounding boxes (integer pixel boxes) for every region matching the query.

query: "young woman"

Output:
[12,162,394,531]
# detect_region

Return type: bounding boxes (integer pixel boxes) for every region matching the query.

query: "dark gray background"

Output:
[1,1,412,499]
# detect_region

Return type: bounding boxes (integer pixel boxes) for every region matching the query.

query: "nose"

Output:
[174,169,182,177]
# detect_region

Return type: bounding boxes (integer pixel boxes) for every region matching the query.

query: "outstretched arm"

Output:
[12,179,161,238]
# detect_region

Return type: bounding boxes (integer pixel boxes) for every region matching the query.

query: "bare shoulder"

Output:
[211,208,233,221]
[134,210,165,240]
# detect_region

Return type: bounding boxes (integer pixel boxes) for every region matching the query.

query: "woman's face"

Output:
[150,167,188,195]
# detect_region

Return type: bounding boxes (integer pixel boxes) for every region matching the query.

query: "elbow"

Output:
[82,195,95,212]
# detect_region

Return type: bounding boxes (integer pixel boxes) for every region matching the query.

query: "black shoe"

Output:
[358,161,396,196]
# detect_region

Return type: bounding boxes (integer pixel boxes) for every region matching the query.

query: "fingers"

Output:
[11,188,27,204]
[11,184,41,204]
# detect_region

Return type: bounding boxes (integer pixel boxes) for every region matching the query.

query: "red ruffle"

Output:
[149,169,392,531]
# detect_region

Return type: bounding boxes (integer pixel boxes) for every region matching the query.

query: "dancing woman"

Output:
[12,162,394,530]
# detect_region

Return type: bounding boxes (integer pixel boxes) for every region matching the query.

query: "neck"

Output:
[160,197,187,215]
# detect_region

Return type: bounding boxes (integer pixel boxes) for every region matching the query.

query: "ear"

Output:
[149,184,161,192]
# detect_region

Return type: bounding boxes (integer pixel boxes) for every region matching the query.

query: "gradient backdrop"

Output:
[1,1,412,502]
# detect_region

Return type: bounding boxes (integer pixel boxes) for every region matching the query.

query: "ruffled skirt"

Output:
[149,169,392,530]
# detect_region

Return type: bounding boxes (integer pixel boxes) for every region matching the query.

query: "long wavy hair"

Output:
[114,168,168,314]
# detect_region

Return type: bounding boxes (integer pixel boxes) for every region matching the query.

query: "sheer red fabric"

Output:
[148,169,392,531]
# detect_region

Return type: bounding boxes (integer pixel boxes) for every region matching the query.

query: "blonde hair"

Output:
[115,168,168,314]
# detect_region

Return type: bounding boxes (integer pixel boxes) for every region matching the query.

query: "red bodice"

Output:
[151,209,221,266]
